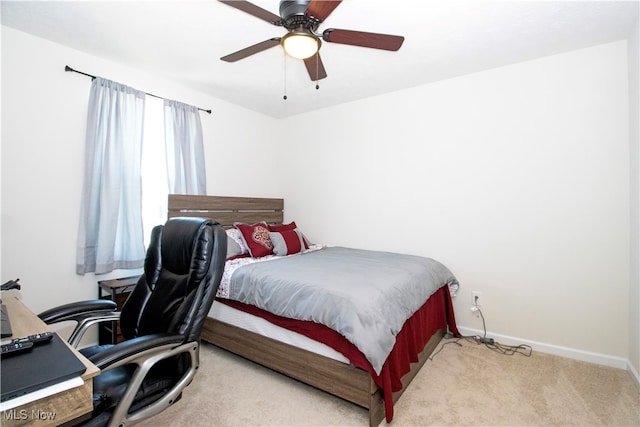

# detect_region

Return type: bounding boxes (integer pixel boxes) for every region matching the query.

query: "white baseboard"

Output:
[627,359,640,392]
[456,326,634,375]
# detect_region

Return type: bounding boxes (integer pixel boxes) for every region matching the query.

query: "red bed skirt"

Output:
[218,285,459,422]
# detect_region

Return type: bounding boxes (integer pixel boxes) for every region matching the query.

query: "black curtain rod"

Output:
[65,65,212,114]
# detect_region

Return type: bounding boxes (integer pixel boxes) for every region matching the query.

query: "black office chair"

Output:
[39,217,227,427]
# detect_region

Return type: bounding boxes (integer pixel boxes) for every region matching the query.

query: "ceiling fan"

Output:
[218,0,405,81]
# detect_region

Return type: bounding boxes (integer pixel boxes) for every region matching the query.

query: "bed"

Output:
[168,194,459,426]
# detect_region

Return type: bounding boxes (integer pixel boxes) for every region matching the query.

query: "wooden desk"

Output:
[0,296,100,426]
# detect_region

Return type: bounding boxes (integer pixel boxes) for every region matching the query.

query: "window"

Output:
[77,76,207,274]
[141,96,169,248]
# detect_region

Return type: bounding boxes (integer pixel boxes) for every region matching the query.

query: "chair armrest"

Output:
[38,299,118,324]
[87,333,185,370]
[38,300,120,348]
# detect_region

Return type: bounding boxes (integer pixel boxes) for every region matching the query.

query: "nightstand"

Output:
[97,276,139,344]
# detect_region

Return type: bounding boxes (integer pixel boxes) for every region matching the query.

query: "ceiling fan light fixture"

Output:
[281,32,319,59]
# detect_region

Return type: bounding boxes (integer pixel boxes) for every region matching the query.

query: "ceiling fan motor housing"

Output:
[279,0,319,31]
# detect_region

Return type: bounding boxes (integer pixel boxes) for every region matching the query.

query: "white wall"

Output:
[0,27,280,314]
[628,18,640,384]
[277,41,631,366]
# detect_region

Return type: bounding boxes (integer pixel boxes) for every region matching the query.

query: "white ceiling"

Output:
[2,0,638,118]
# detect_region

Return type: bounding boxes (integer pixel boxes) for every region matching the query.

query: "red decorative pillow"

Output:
[234,222,274,258]
[269,229,306,256]
[268,221,298,232]
[268,222,310,249]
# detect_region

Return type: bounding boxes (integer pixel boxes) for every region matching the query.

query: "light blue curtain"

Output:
[164,100,206,194]
[76,77,146,274]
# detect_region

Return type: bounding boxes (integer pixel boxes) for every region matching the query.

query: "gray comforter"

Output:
[229,246,459,374]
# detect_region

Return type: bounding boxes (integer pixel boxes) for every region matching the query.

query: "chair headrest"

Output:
[158,217,213,279]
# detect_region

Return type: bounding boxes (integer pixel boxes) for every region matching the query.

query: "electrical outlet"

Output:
[472,291,483,307]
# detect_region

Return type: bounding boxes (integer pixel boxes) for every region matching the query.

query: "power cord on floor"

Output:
[429,307,532,361]
[428,335,464,360]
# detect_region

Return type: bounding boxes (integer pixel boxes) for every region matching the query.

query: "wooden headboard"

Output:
[168,195,284,228]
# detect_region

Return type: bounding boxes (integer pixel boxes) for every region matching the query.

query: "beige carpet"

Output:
[139,339,640,426]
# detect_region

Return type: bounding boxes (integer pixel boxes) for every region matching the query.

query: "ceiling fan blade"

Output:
[305,0,342,23]
[220,38,281,62]
[218,0,281,25]
[303,54,328,81]
[322,28,404,51]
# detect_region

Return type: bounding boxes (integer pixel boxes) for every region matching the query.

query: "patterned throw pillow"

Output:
[234,222,274,258]
[269,229,306,256]
[268,222,310,249]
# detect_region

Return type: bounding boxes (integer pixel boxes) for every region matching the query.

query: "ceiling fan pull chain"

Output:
[315,52,320,90]
[283,52,288,100]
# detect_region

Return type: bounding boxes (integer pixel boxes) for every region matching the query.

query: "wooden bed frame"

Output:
[168,194,446,426]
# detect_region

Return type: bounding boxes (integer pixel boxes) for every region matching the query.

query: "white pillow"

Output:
[226,228,249,258]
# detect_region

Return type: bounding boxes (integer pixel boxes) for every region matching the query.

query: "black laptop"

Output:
[1,332,87,402]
